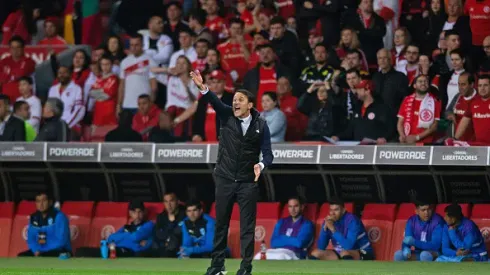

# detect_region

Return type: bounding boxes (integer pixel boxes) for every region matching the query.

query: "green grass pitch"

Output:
[0,258,489,275]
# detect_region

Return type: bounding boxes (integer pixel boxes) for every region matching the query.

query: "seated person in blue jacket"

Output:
[311,197,374,260]
[394,199,444,262]
[76,200,154,257]
[436,203,488,262]
[253,196,314,260]
[18,192,72,257]
[179,200,215,258]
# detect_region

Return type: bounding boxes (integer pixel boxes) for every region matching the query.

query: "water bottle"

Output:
[260,241,267,260]
[100,240,109,259]
[109,242,117,259]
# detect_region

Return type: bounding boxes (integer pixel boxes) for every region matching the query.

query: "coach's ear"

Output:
[247,101,253,110]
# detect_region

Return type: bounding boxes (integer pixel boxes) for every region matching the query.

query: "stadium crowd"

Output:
[1,0,490,145]
[20,192,489,262]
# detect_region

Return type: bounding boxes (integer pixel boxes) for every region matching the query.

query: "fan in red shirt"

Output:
[397,74,442,144]
[275,0,296,19]
[192,39,210,72]
[205,0,228,41]
[90,55,118,127]
[132,94,161,141]
[217,18,251,84]
[0,36,36,103]
[38,18,67,46]
[396,44,420,85]
[276,76,308,141]
[248,30,269,69]
[253,44,279,112]
[1,6,38,45]
[203,48,235,93]
[236,0,254,27]
[454,75,490,145]
[464,0,490,46]
[447,72,477,141]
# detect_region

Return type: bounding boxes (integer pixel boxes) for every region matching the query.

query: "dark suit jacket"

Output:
[1,115,26,141]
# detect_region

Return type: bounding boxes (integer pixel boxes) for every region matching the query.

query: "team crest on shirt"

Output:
[367,112,375,120]
[484,6,490,13]
[420,109,433,122]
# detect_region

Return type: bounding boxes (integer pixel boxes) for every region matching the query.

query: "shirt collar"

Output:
[241,114,252,123]
[465,90,477,100]
[3,114,11,123]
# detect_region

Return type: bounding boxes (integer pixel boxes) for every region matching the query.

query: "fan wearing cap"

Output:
[38,18,66,46]
[331,79,393,144]
[192,70,233,142]
[436,203,488,262]
[397,74,441,144]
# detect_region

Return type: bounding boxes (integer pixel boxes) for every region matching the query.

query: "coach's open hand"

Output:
[190,70,206,90]
[254,164,261,182]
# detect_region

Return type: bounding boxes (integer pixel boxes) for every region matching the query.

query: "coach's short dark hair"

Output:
[445,203,463,220]
[329,197,345,208]
[185,199,202,210]
[235,89,255,104]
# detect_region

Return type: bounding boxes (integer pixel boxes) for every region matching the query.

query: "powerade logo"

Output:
[49,147,95,157]
[273,149,315,159]
[157,149,204,158]
[379,151,426,160]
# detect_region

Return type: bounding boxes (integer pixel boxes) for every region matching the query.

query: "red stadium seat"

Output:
[313,202,354,249]
[144,202,164,221]
[0,202,14,257]
[389,203,416,261]
[470,204,490,252]
[254,203,281,255]
[87,202,128,247]
[436,203,471,218]
[362,204,397,261]
[61,201,95,253]
[9,201,36,257]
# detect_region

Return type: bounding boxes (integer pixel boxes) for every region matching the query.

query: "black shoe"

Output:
[236,269,252,275]
[204,267,227,275]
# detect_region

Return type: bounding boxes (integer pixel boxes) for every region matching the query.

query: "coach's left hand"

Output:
[254,164,261,182]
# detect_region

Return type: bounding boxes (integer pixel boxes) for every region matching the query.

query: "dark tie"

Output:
[237,119,244,136]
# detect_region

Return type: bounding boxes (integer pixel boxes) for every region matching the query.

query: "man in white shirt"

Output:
[143,16,174,66]
[118,34,158,113]
[168,29,198,70]
[16,76,41,132]
[48,66,86,131]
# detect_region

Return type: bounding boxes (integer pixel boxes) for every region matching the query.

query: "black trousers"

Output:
[210,175,259,273]
[18,249,65,257]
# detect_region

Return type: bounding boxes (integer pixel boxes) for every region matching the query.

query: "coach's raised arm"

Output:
[190,70,273,275]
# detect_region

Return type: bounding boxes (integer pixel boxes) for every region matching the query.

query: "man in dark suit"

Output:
[0,94,26,141]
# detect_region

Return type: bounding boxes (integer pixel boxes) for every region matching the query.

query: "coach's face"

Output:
[233,92,253,118]
[329,204,344,222]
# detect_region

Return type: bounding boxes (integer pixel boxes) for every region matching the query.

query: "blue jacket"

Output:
[270,216,314,259]
[317,212,373,254]
[403,214,444,252]
[27,208,72,253]
[181,214,215,255]
[441,218,487,260]
[107,220,154,252]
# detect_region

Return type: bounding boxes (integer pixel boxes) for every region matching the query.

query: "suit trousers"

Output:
[210,175,259,273]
